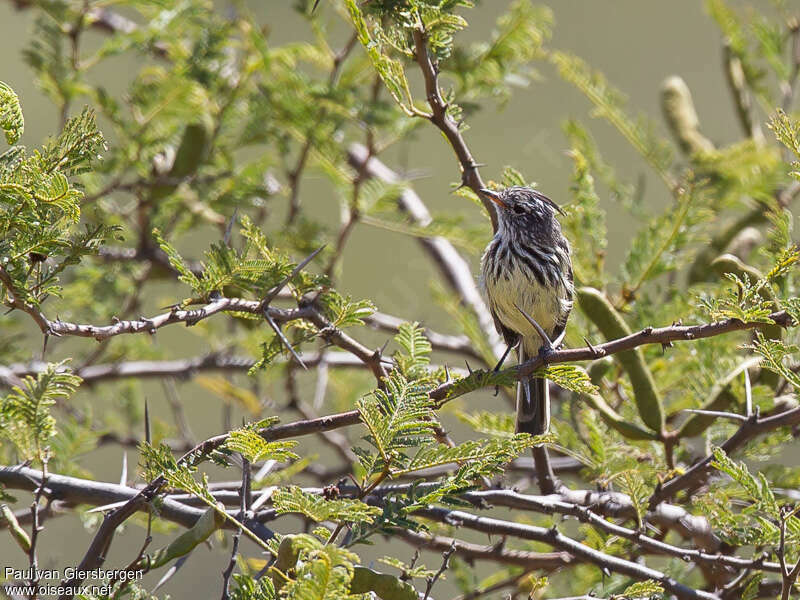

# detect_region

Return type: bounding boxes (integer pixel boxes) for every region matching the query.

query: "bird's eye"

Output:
[512,205,526,215]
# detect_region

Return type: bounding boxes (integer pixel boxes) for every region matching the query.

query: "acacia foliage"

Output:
[1,1,800,599]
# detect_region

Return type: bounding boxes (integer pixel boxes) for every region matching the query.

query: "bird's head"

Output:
[480,186,564,239]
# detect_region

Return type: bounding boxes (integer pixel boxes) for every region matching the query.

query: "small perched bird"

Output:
[479,186,573,436]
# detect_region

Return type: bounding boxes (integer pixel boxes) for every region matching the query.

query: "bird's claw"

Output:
[537,342,555,364]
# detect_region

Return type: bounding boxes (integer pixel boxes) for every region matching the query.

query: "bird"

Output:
[479,186,573,436]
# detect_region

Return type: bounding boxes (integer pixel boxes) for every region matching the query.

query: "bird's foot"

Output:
[538,342,555,364]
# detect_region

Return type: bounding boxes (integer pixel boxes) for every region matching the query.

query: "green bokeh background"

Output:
[0,1,749,597]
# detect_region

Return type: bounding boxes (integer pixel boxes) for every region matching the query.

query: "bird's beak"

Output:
[480,188,506,209]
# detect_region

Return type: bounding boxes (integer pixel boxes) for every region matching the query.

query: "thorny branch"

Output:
[3,2,800,598]
[411,29,496,231]
[414,507,718,600]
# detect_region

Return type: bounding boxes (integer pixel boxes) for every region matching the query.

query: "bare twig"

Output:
[262,245,325,307]
[722,42,765,145]
[650,406,800,506]
[680,409,748,423]
[27,456,48,600]
[0,352,370,386]
[422,541,456,600]
[414,507,718,600]
[347,146,503,359]
[162,378,195,446]
[394,528,573,571]
[531,446,559,495]
[285,364,356,465]
[781,19,800,114]
[410,29,495,230]
[221,457,250,600]
[286,33,359,225]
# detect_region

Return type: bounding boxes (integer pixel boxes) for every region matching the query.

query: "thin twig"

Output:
[650,406,800,506]
[422,541,456,600]
[414,507,718,600]
[27,455,48,600]
[410,29,495,230]
[680,409,748,423]
[221,457,250,600]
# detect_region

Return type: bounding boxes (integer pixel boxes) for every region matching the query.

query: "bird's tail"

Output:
[516,346,549,436]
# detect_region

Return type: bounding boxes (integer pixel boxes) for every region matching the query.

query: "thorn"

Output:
[513,303,553,354]
[464,359,473,375]
[311,0,321,12]
[583,337,605,358]
[744,366,753,418]
[223,207,239,247]
[41,334,49,361]
[144,399,151,445]
[262,245,326,307]
[263,309,307,370]
[378,338,390,357]
[119,452,128,487]
[444,364,450,382]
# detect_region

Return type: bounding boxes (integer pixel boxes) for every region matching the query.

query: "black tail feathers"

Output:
[516,375,549,436]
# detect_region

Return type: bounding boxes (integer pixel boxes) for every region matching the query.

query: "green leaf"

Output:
[0,82,24,145]
[273,486,381,524]
[445,1,553,103]
[344,0,416,115]
[711,447,779,516]
[563,132,607,287]
[770,110,800,180]
[224,427,299,463]
[699,245,799,323]
[356,372,437,469]
[1,361,81,461]
[550,51,673,186]
[392,434,539,477]
[153,228,202,292]
[620,579,664,598]
[393,322,432,379]
[40,107,105,176]
[537,364,599,396]
[456,410,516,438]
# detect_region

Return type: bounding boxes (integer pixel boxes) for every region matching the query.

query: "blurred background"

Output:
[0,1,760,597]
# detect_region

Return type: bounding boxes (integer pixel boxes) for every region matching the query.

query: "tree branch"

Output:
[347,145,503,358]
[410,29,496,231]
[650,406,800,506]
[413,507,719,600]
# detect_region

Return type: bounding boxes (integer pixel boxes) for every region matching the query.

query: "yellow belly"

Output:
[484,263,569,355]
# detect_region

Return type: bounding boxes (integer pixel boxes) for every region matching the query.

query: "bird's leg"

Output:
[492,340,518,397]
[514,303,555,363]
[493,342,517,372]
